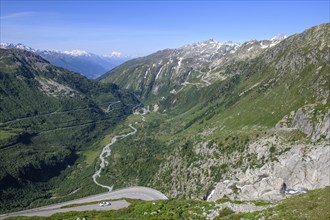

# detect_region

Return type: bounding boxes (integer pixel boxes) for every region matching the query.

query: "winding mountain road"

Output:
[0,186,167,218]
[0,105,168,219]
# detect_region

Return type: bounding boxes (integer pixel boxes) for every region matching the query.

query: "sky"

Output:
[0,1,329,57]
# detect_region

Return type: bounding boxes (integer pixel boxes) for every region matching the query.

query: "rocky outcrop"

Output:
[313,109,330,139]
[210,142,330,202]
[207,202,272,220]
[276,104,330,140]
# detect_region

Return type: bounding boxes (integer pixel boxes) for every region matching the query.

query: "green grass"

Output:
[264,186,330,220]
[0,49,140,213]
[2,24,329,214]
[0,130,15,140]
[6,186,330,220]
[215,198,272,207]
[233,186,330,220]
[82,148,102,166]
[6,199,216,220]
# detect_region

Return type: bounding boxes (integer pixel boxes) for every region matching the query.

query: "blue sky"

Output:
[1,1,329,57]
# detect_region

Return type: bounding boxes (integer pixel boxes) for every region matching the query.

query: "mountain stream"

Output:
[92,105,145,191]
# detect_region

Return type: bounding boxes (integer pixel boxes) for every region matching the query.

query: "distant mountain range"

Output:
[1,23,329,217]
[100,34,287,99]
[0,47,139,211]
[0,43,131,78]
[100,23,330,201]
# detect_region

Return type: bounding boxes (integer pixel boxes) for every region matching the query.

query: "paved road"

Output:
[0,186,167,218]
[7,200,130,217]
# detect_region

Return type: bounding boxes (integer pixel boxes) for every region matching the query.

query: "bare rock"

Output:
[211,142,330,201]
[276,104,330,140]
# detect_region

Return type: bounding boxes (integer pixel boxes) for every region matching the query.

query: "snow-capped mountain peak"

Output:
[0,42,8,48]
[103,51,124,58]
[223,41,241,47]
[0,42,130,78]
[271,33,287,41]
[110,51,122,57]
[0,42,36,52]
[15,43,35,51]
[183,39,240,52]
[63,50,91,56]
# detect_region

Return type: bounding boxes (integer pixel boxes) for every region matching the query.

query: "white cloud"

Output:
[0,12,35,20]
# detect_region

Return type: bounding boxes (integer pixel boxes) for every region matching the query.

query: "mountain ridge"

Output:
[0,23,329,215]
[100,31,289,100]
[0,48,139,211]
[0,43,131,78]
[97,23,329,201]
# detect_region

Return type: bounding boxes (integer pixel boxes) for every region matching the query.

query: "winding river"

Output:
[92,124,137,191]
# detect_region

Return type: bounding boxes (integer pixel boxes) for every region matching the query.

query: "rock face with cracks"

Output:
[210,142,330,201]
[276,104,330,140]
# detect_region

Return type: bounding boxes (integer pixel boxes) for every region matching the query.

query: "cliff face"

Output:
[276,103,330,140]
[211,141,330,201]
[210,103,330,202]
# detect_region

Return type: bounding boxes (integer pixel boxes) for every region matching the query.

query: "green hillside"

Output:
[1,23,329,216]
[0,49,139,212]
[7,186,330,219]
[96,23,329,199]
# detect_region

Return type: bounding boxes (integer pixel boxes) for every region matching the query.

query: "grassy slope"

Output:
[233,186,330,220]
[81,24,330,200]
[1,24,329,214]
[0,49,139,212]
[7,186,330,220]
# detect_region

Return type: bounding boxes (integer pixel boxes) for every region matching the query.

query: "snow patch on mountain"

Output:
[271,33,287,41]
[108,51,123,58]
[155,66,163,80]
[1,42,130,78]
[0,42,129,59]
[181,39,241,53]
[1,43,36,52]
[63,50,91,56]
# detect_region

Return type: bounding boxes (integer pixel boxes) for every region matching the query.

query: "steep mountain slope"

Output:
[100,37,283,100]
[1,23,328,215]
[0,43,130,78]
[0,48,139,211]
[97,23,329,202]
[100,40,239,98]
